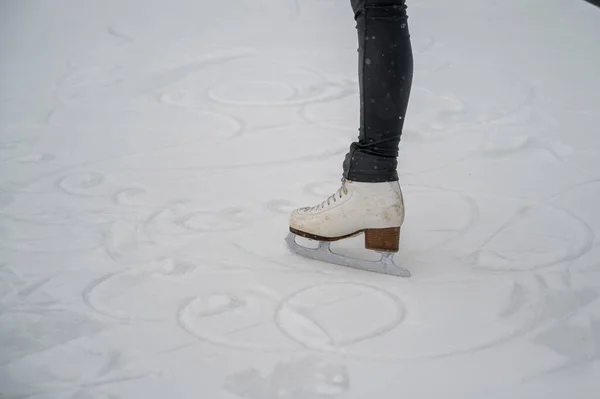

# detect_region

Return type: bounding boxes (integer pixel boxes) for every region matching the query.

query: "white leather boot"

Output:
[288,178,405,253]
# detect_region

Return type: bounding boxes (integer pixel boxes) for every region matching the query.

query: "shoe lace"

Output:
[311,178,349,211]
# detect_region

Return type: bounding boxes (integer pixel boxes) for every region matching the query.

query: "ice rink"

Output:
[1,0,600,398]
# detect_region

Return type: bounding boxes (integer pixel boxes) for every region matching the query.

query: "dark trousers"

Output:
[343,0,413,182]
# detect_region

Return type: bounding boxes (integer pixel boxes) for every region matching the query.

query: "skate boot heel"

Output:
[365,227,400,252]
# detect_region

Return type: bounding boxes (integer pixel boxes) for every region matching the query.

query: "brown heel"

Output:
[364,227,400,252]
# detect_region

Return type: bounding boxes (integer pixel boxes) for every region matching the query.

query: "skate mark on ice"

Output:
[266,199,297,215]
[0,263,17,302]
[416,57,453,74]
[107,26,134,45]
[229,242,300,273]
[413,35,438,55]
[401,86,470,137]
[0,308,105,369]
[177,291,304,353]
[0,265,58,309]
[102,221,161,265]
[224,355,349,399]
[143,202,250,243]
[0,184,136,227]
[0,139,26,151]
[298,102,356,133]
[0,214,103,253]
[231,239,347,276]
[410,36,454,73]
[83,258,198,322]
[524,289,600,380]
[526,314,600,381]
[70,390,123,399]
[537,287,599,325]
[149,126,347,172]
[47,106,245,159]
[104,217,252,268]
[187,293,247,317]
[7,369,153,399]
[82,272,143,322]
[481,123,545,158]
[375,281,545,360]
[1,153,56,165]
[420,63,536,128]
[549,179,600,247]
[0,144,164,200]
[485,86,536,127]
[472,200,594,272]
[483,124,580,165]
[573,261,600,277]
[532,270,574,292]
[150,258,197,277]
[154,99,246,139]
[549,178,600,203]
[112,188,148,207]
[207,74,355,107]
[291,84,346,132]
[557,149,600,178]
[212,80,296,104]
[566,240,600,277]
[71,390,122,399]
[401,185,480,255]
[56,172,106,197]
[12,348,129,386]
[293,74,358,132]
[264,277,548,361]
[0,138,37,162]
[57,47,254,103]
[494,280,599,379]
[497,282,528,318]
[274,283,406,349]
[121,120,345,173]
[395,113,488,175]
[0,185,15,208]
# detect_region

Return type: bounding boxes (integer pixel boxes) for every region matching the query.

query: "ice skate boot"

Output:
[286,178,410,277]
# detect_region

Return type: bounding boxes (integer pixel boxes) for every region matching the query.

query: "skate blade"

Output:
[285,233,411,278]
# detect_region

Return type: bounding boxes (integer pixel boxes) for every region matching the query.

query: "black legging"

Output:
[343,0,413,182]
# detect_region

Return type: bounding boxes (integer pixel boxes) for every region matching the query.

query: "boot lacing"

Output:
[309,178,349,211]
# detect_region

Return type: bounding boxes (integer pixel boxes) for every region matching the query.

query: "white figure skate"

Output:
[286,178,410,277]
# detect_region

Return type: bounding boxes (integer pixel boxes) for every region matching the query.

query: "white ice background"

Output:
[1,0,600,398]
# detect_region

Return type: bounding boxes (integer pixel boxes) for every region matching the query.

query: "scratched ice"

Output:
[1,0,600,398]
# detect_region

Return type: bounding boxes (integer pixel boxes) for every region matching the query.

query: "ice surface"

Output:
[1,0,600,398]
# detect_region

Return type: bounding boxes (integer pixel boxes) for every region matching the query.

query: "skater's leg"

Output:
[343,0,413,183]
[286,0,411,275]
